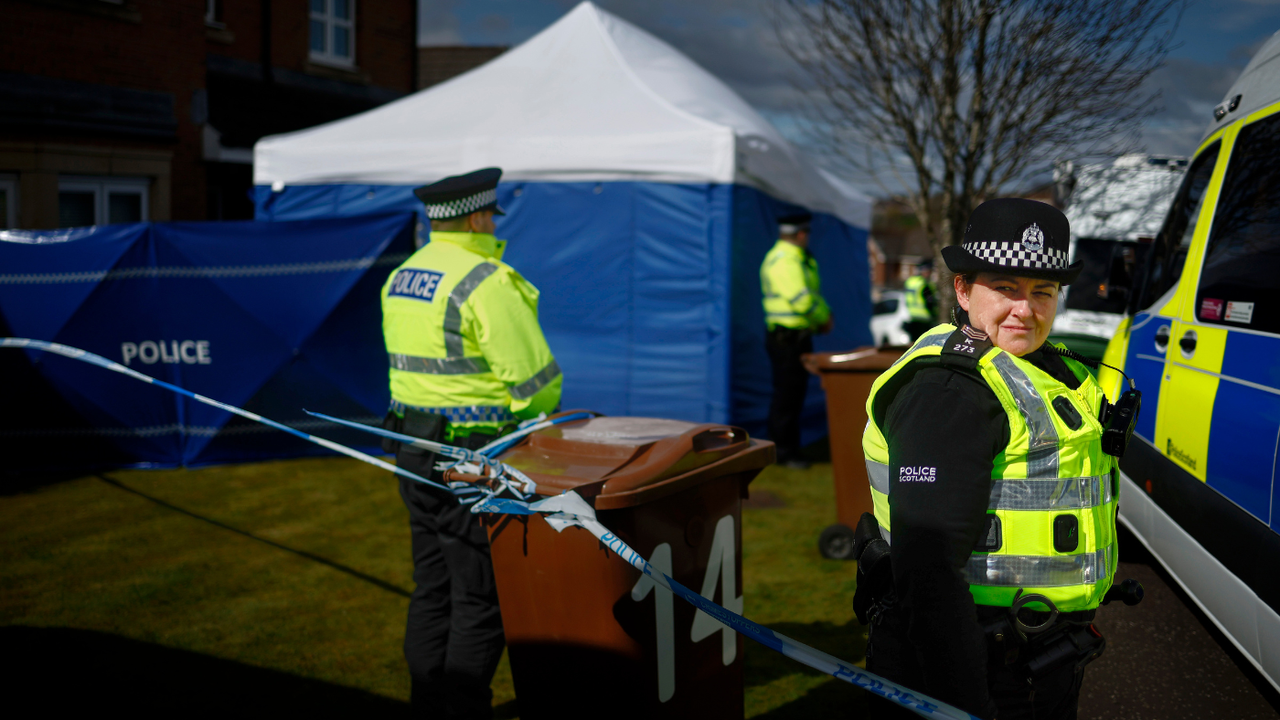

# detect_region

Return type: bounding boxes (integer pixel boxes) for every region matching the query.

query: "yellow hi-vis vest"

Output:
[381,231,562,439]
[862,324,1118,612]
[760,240,831,330]
[903,275,935,321]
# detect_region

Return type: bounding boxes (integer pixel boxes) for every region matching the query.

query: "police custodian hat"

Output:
[777,211,812,235]
[413,167,506,220]
[942,198,1082,284]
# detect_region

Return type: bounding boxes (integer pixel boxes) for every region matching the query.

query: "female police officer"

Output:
[859,198,1119,719]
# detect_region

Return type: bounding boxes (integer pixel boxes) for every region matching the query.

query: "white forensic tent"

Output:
[252,1,873,440]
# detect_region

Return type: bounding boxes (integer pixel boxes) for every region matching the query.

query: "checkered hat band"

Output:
[962,241,1069,271]
[425,188,497,219]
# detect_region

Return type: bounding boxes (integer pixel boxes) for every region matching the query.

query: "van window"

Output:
[1196,113,1280,335]
[1067,238,1148,314]
[1132,141,1220,313]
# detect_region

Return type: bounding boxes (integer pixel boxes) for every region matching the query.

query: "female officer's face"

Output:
[955,272,1060,357]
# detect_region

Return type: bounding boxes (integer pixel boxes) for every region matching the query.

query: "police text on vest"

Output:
[389,269,445,302]
[898,466,937,482]
[121,341,211,366]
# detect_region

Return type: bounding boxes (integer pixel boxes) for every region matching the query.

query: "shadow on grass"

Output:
[745,618,867,686]
[752,677,870,719]
[2,625,409,714]
[97,473,412,598]
[1,468,106,496]
[744,618,871,717]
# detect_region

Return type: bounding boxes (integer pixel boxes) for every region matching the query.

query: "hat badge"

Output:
[1021,223,1044,253]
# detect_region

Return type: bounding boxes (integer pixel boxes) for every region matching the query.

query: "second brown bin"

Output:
[488,415,774,719]
[803,346,905,559]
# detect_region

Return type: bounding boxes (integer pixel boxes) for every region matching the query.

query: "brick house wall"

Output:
[0,0,414,227]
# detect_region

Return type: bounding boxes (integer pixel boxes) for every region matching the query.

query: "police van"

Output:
[1099,30,1280,692]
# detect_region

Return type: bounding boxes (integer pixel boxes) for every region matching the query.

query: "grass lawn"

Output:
[1,457,867,716]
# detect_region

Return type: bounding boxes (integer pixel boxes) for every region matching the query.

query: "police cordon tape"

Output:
[3,337,978,720]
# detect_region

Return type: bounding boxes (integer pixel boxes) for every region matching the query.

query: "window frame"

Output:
[58,175,150,227]
[309,0,356,69]
[1190,111,1280,336]
[1129,140,1222,315]
[0,174,17,229]
[205,0,224,28]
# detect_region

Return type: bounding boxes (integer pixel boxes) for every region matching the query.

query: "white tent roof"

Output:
[253,1,871,228]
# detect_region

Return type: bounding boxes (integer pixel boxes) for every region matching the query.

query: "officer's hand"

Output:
[818,317,834,335]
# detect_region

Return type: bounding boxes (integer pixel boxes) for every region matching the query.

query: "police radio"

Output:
[1045,346,1141,458]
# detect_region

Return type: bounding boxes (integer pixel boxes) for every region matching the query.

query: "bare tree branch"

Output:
[777,0,1184,318]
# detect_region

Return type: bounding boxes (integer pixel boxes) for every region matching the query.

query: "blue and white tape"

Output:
[4,337,978,720]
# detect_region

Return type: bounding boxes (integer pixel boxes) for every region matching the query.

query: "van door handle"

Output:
[1154,325,1170,353]
[1179,330,1197,359]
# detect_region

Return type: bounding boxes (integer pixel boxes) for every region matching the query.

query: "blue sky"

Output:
[417,1,1280,192]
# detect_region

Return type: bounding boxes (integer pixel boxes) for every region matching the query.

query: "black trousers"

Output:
[398,449,505,719]
[766,327,813,462]
[866,604,1084,720]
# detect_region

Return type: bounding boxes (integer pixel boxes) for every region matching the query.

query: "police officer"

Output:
[760,212,832,469]
[902,261,937,341]
[382,167,562,718]
[858,198,1116,719]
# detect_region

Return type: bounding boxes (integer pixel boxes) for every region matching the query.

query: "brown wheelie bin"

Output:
[802,347,905,559]
[483,415,773,720]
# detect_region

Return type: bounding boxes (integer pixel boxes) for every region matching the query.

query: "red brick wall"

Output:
[209,0,414,90]
[2,0,208,221]
[2,1,413,226]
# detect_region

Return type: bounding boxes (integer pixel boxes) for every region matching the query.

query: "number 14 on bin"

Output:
[630,515,743,702]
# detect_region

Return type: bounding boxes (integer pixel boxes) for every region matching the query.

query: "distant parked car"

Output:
[870,290,912,346]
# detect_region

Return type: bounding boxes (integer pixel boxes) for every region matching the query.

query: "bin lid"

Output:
[803,346,906,374]
[499,415,773,509]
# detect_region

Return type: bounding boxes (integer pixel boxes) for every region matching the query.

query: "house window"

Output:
[58,176,149,228]
[0,175,16,229]
[310,0,355,67]
[205,0,223,27]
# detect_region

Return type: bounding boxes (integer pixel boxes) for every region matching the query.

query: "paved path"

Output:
[1078,526,1279,719]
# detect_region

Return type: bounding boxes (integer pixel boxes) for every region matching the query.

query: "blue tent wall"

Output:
[256,181,736,423]
[728,186,873,446]
[0,213,415,471]
[253,180,871,445]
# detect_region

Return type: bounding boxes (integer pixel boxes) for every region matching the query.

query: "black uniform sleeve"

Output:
[884,365,1009,718]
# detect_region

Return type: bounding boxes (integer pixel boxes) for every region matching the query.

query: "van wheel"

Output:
[819,523,857,560]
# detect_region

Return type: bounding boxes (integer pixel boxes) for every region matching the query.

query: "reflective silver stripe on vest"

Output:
[866,459,891,495]
[388,353,491,375]
[889,330,950,369]
[443,263,499,357]
[990,353,1059,478]
[880,527,891,544]
[507,359,561,400]
[963,546,1109,587]
[989,475,1111,510]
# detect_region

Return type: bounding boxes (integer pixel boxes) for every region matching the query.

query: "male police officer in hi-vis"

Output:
[760,211,832,469]
[902,261,938,341]
[381,167,562,718]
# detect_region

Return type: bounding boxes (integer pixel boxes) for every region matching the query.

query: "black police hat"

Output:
[778,211,812,234]
[413,167,506,221]
[941,198,1081,284]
